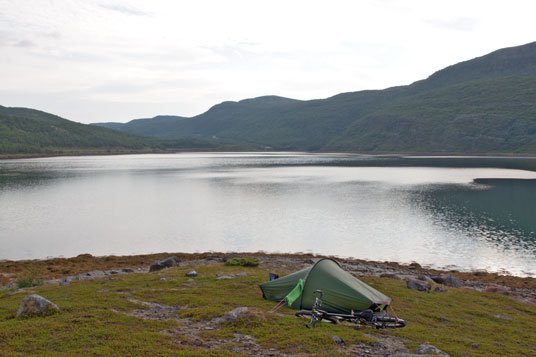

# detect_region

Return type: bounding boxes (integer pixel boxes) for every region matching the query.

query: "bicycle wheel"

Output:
[295,310,313,318]
[372,316,407,329]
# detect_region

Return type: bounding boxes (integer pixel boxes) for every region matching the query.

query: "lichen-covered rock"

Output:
[149,256,180,272]
[415,344,449,355]
[16,294,60,317]
[406,278,431,293]
[221,307,249,322]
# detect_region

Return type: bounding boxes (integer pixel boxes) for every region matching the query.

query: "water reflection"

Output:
[1,153,536,276]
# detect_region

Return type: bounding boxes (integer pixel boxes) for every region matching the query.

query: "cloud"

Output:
[426,17,478,32]
[98,3,150,17]
[14,40,36,48]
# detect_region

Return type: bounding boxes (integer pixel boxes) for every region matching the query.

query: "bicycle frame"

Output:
[296,290,407,329]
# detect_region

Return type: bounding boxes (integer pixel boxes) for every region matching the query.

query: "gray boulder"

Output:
[380,273,403,280]
[416,274,435,284]
[16,294,60,317]
[431,274,462,288]
[434,286,448,293]
[331,335,345,346]
[60,276,75,286]
[186,270,198,277]
[415,344,449,355]
[406,278,431,293]
[149,256,180,272]
[221,307,249,322]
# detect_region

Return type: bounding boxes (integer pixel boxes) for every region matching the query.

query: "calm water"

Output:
[1,153,536,276]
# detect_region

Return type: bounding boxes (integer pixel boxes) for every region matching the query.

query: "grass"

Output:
[1,262,535,355]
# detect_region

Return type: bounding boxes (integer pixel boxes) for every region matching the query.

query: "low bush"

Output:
[224,257,259,267]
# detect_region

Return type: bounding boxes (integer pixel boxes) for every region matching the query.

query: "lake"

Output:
[1,153,536,277]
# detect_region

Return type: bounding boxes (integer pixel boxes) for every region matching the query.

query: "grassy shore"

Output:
[1,253,535,355]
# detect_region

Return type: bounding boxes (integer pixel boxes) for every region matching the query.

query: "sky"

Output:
[1,0,535,124]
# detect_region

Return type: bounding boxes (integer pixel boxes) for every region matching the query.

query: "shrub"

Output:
[224,257,259,267]
[16,265,44,288]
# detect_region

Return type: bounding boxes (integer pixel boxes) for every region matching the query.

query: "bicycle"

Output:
[295,290,407,329]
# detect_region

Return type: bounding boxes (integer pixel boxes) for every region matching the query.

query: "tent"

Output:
[259,258,391,314]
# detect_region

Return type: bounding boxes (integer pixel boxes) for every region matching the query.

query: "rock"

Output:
[431,274,462,288]
[493,314,512,320]
[471,343,480,349]
[216,272,246,279]
[416,274,435,284]
[331,335,345,346]
[149,256,180,272]
[205,255,224,262]
[434,286,448,293]
[222,254,241,262]
[415,344,449,355]
[406,278,431,293]
[78,270,106,280]
[485,286,510,295]
[121,268,134,273]
[59,276,75,286]
[16,294,60,317]
[109,270,119,275]
[221,307,249,322]
[76,253,93,258]
[408,262,422,270]
[380,273,402,280]
[186,270,198,277]
[217,275,235,280]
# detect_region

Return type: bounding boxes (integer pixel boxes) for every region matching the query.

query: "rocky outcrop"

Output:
[149,256,180,272]
[431,274,462,288]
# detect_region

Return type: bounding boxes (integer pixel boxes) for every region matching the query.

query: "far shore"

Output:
[3,150,536,161]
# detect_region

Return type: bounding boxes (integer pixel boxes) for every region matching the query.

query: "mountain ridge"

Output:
[92,41,536,153]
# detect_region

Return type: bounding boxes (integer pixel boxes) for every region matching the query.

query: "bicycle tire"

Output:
[295,310,339,325]
[295,311,312,317]
[370,317,407,329]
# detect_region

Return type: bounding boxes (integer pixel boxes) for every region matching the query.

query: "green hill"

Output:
[0,106,250,156]
[94,41,536,154]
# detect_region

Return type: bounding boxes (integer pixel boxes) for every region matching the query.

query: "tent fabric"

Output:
[259,266,310,301]
[259,258,391,314]
[285,278,304,306]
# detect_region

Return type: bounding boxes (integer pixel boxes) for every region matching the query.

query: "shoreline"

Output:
[1,251,535,292]
[3,150,536,161]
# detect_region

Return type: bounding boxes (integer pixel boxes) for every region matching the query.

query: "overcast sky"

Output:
[1,0,535,124]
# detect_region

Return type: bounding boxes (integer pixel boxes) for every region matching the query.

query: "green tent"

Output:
[259,258,391,314]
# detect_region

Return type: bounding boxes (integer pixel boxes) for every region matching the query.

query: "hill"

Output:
[0,106,252,156]
[93,42,536,153]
